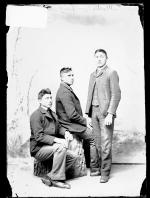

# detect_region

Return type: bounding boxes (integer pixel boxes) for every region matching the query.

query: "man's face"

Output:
[39,94,52,109]
[61,71,74,86]
[95,51,107,67]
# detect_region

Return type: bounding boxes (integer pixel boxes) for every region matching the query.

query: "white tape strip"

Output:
[6,5,48,28]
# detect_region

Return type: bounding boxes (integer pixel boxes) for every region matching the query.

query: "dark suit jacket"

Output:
[30,106,66,157]
[85,65,121,117]
[56,83,87,133]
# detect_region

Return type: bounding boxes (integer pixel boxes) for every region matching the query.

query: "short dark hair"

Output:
[94,49,107,57]
[60,67,72,76]
[38,88,51,100]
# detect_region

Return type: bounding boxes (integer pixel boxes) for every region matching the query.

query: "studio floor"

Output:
[7,157,146,197]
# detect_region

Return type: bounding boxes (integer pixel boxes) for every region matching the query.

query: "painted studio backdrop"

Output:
[7,5,145,163]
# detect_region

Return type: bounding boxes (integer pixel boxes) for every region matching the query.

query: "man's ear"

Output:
[38,99,41,104]
[60,76,64,82]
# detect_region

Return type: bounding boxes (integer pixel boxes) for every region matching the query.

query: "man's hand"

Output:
[65,130,73,142]
[54,137,69,149]
[104,113,113,126]
[85,114,92,129]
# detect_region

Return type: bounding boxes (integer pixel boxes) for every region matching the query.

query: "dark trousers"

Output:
[35,143,77,181]
[91,106,114,176]
[76,127,99,172]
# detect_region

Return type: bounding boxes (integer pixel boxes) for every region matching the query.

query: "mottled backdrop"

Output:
[7,4,145,163]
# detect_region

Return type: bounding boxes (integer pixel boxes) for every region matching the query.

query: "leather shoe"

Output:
[62,181,71,189]
[51,180,71,189]
[90,170,101,176]
[100,176,109,183]
[41,175,52,186]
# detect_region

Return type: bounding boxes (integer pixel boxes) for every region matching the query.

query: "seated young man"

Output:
[55,67,100,176]
[30,88,76,189]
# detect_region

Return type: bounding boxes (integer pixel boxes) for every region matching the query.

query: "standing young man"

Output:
[30,88,76,189]
[85,49,121,183]
[56,67,100,176]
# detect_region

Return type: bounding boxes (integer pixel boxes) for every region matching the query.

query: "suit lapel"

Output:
[70,89,79,100]
[96,70,104,77]
[61,83,79,100]
[39,107,54,120]
[91,73,96,90]
[51,110,57,122]
[95,65,108,78]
